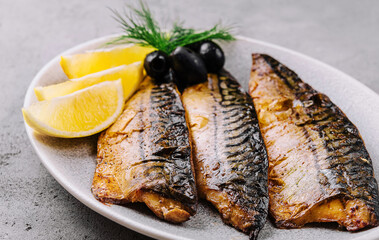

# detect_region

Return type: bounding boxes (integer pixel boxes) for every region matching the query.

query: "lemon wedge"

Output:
[61,44,154,79]
[23,79,124,138]
[35,62,143,101]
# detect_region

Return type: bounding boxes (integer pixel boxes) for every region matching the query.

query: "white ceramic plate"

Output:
[24,35,379,240]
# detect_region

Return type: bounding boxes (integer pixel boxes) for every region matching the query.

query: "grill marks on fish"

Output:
[92,78,197,223]
[182,71,269,239]
[249,53,379,231]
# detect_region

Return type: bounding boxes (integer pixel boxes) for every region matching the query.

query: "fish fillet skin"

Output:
[249,54,379,230]
[92,77,197,223]
[182,71,269,239]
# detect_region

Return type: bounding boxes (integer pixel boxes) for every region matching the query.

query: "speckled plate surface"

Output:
[23,35,379,240]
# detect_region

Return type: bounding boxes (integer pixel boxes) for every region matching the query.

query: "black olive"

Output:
[170,47,207,87]
[144,50,170,80]
[198,41,225,73]
[185,41,203,52]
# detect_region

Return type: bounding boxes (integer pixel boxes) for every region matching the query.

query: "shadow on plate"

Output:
[33,131,99,159]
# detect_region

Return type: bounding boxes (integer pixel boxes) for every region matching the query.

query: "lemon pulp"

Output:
[60,44,154,79]
[23,80,125,138]
[35,62,143,101]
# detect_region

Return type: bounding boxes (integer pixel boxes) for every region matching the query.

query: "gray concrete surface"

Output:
[1,0,378,239]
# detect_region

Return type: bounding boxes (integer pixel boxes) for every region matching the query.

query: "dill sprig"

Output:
[108,1,235,54]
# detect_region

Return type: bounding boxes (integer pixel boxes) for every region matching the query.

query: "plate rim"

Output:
[23,34,379,240]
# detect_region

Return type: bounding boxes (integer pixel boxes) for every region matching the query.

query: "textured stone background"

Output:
[1,0,378,239]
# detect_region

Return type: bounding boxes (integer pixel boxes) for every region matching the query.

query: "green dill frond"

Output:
[109,1,235,54]
[168,24,235,52]
[108,3,171,52]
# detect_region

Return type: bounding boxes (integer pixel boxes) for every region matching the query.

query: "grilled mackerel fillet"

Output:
[249,54,379,230]
[92,77,197,223]
[182,71,269,239]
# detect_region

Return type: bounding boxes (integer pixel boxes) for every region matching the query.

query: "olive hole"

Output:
[152,58,166,73]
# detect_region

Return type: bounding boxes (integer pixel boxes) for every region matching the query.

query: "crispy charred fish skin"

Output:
[249,54,379,231]
[182,70,269,240]
[92,77,197,223]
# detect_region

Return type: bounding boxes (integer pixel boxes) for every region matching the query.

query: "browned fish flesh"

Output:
[92,77,197,223]
[249,53,379,231]
[182,71,269,239]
